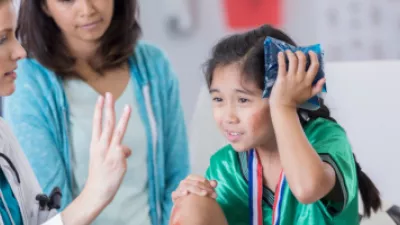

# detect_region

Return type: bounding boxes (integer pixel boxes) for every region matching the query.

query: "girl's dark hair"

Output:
[16,0,141,78]
[204,24,382,218]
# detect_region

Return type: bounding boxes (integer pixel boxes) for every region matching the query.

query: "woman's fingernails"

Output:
[97,96,103,104]
[105,92,111,102]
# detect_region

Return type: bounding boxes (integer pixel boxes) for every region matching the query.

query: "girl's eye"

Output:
[239,98,249,103]
[213,97,223,102]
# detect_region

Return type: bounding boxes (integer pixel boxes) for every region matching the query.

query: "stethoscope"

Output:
[0,153,62,211]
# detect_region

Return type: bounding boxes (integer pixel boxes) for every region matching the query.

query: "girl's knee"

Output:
[170,195,228,225]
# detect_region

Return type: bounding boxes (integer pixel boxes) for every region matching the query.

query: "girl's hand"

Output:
[269,50,326,109]
[84,92,132,207]
[172,175,217,203]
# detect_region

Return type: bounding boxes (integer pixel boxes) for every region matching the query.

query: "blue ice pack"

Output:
[263,36,327,111]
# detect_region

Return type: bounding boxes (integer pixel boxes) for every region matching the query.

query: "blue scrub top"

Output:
[0,169,22,225]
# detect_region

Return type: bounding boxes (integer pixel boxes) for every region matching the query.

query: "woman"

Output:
[3,0,189,225]
[170,25,381,225]
[0,0,133,224]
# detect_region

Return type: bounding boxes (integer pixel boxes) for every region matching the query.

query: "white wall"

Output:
[325,60,400,204]
[139,0,400,123]
[138,0,227,123]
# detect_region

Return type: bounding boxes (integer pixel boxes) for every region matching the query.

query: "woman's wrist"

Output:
[81,184,111,211]
[60,187,107,225]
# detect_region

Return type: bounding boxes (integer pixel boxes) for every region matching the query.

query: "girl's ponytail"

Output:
[300,99,382,218]
[354,154,382,217]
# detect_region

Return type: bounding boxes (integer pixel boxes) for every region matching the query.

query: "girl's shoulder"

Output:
[303,117,354,160]
[304,118,349,142]
[210,145,238,164]
[207,145,242,176]
[206,145,245,186]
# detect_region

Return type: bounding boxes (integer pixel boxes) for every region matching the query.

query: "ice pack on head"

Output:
[262,36,327,111]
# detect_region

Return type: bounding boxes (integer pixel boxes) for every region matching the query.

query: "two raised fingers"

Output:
[92,95,105,143]
[91,93,132,155]
[100,93,116,148]
[110,105,132,148]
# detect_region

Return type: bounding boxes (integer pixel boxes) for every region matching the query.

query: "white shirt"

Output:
[63,78,151,225]
[0,118,62,225]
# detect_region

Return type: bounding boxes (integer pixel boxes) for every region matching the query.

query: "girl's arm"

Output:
[270,105,336,204]
[269,50,336,204]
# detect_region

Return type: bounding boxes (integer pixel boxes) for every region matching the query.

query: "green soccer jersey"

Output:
[205,118,359,225]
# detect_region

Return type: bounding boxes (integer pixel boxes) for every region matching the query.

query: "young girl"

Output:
[3,0,189,224]
[171,25,381,225]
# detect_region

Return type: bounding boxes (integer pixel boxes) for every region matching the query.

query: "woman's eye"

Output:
[0,35,8,45]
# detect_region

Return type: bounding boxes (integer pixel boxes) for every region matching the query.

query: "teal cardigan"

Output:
[3,41,190,225]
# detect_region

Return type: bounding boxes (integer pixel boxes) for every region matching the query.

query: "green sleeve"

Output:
[305,118,358,215]
[205,146,250,225]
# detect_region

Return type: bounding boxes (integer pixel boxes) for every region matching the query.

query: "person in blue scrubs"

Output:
[0,170,23,225]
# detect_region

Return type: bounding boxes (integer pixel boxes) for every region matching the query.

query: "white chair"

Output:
[188,84,227,176]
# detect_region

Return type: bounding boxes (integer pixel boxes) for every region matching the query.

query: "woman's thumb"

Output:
[119,145,132,158]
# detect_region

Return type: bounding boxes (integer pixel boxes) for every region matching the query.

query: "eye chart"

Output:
[315,0,400,61]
